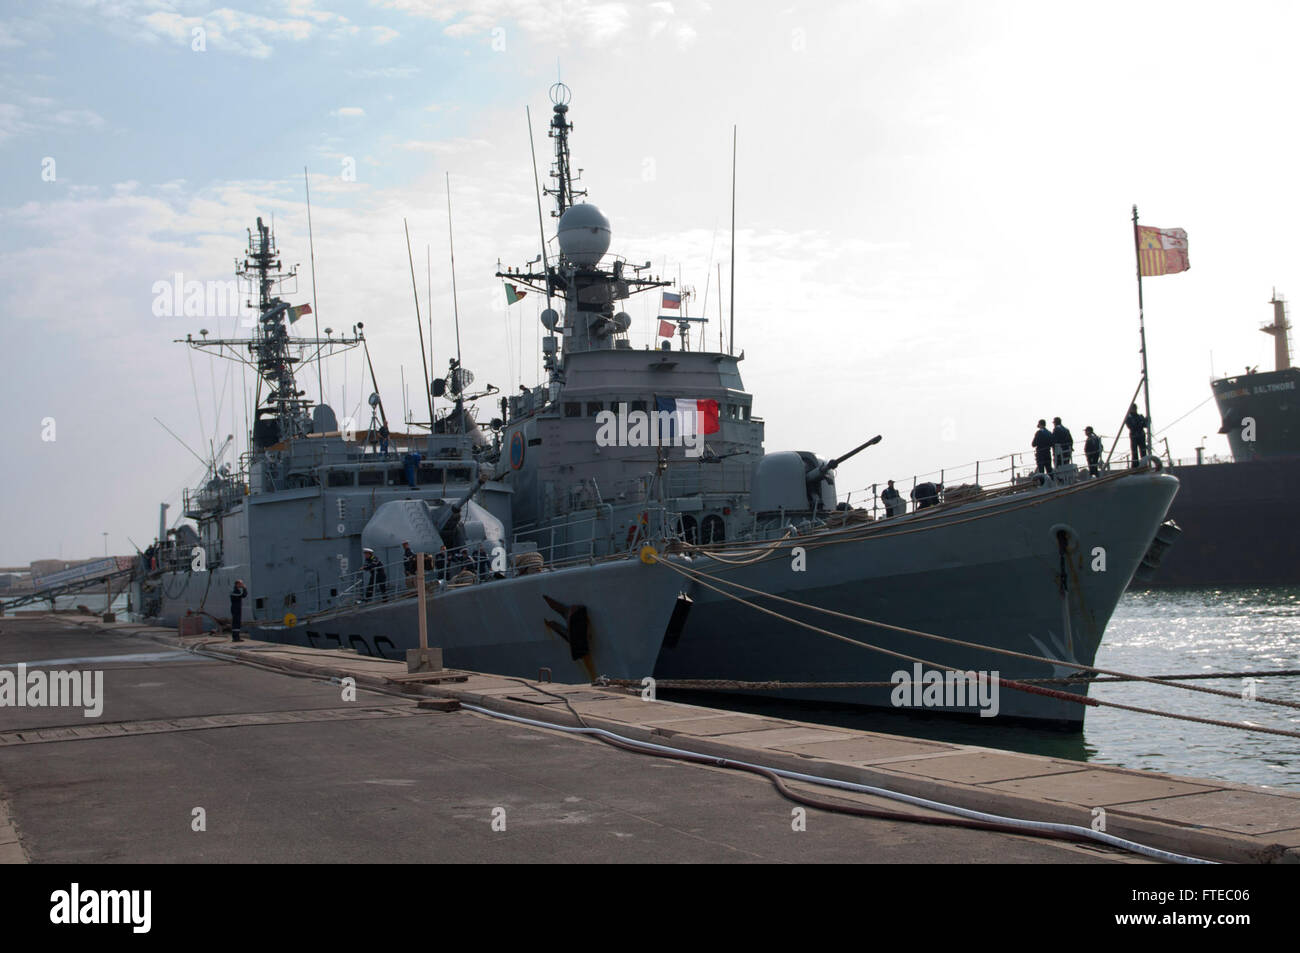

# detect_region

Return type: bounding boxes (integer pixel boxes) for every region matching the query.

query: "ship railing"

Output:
[837,445,1137,519]
[146,538,224,575]
[251,519,658,624]
[182,480,247,517]
[541,468,748,521]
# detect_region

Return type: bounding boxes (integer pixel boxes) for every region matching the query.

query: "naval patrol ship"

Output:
[488,84,1181,727]
[133,216,687,684]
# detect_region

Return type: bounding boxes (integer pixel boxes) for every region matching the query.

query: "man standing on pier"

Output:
[230,579,248,642]
[1032,420,1054,477]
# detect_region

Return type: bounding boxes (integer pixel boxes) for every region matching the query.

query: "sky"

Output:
[1,0,1298,565]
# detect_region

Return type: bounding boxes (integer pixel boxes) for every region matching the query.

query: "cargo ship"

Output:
[1146,293,1300,587]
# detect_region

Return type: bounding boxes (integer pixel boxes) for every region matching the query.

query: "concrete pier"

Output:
[1,615,1297,863]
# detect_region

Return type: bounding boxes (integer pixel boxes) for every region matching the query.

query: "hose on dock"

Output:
[460,696,1215,865]
[163,628,1214,863]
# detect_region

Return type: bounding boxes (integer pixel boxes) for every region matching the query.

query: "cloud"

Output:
[372,1,683,48]
[0,101,107,143]
[347,66,419,78]
[51,108,106,130]
[398,137,490,154]
[63,0,339,59]
[0,21,24,48]
[0,103,33,143]
[331,107,366,117]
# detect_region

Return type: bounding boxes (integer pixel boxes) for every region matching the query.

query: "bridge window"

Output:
[358,469,383,486]
[564,402,582,418]
[327,471,354,487]
[587,401,604,416]
[630,400,647,413]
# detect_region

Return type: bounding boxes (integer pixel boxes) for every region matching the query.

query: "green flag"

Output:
[504,282,526,306]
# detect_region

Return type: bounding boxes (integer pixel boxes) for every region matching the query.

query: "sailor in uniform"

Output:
[1084,426,1102,477]
[1032,420,1054,477]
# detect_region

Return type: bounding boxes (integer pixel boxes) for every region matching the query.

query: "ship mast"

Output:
[497,84,670,360]
[179,216,362,453]
[544,83,584,217]
[1263,291,1292,372]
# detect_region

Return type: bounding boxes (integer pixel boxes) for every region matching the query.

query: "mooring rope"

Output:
[648,555,1300,739]
[658,557,1300,713]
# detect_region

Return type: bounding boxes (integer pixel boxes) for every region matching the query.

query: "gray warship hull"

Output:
[656,469,1180,726]
[149,555,681,684]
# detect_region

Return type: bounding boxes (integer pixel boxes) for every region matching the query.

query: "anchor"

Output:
[542,595,590,660]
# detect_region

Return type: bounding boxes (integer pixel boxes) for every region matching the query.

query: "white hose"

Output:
[462,703,1216,865]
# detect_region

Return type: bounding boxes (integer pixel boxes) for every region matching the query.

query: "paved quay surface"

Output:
[1,615,1296,863]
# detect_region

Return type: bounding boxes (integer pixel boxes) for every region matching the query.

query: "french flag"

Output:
[656,397,720,436]
[661,291,681,310]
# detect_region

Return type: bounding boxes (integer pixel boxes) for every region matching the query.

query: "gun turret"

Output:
[807,435,882,482]
[435,472,488,534]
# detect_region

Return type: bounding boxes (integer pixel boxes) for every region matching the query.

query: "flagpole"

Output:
[729,124,737,357]
[1132,204,1153,458]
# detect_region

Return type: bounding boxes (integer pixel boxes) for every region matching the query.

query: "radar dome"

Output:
[557,204,611,267]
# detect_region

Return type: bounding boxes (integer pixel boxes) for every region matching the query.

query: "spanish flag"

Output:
[1137,226,1190,276]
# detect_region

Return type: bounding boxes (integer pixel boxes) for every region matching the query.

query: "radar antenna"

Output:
[544,82,585,217]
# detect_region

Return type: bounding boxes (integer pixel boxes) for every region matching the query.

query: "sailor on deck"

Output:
[881,479,905,517]
[1052,417,1074,467]
[1032,419,1054,477]
[1084,426,1102,477]
[1125,404,1148,467]
[363,548,386,601]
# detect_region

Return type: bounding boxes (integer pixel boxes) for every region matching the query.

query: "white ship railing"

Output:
[836,445,1167,519]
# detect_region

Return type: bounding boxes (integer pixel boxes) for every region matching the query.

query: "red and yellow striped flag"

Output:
[1137,225,1189,276]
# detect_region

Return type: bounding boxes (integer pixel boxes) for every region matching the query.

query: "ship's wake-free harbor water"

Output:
[680,586,1300,792]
